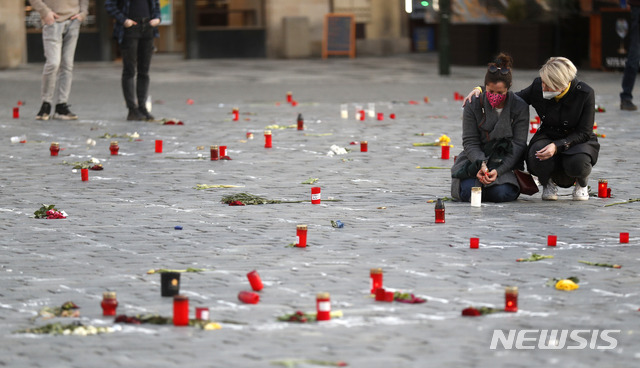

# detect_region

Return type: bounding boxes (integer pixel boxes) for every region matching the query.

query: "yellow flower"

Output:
[555,279,579,291]
[203,322,222,330]
[438,134,451,146]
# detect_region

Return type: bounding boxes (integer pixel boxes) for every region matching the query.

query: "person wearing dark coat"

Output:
[464,57,599,201]
[451,53,529,202]
[519,57,599,201]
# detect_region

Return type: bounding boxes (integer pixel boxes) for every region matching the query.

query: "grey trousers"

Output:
[41,19,81,104]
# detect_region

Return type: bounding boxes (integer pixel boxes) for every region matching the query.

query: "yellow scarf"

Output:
[554,82,571,101]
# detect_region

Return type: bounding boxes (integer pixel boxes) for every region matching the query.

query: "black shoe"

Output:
[127,108,146,121]
[620,99,637,111]
[36,102,51,120]
[138,107,155,121]
[54,103,78,120]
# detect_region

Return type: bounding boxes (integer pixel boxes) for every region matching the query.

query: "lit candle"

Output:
[598,179,608,198]
[110,141,119,156]
[360,141,368,152]
[620,232,629,243]
[316,292,331,321]
[470,237,479,249]
[232,107,239,121]
[311,187,321,204]
[441,145,450,159]
[101,291,118,316]
[389,113,396,119]
[340,104,348,119]
[247,270,264,291]
[219,145,227,157]
[504,286,518,312]
[160,272,180,297]
[155,140,163,153]
[296,225,308,248]
[435,198,445,223]
[50,142,60,156]
[287,91,292,103]
[359,110,365,121]
[297,113,304,130]
[547,235,557,247]
[368,103,375,118]
[195,307,209,321]
[81,168,89,181]
[173,295,189,326]
[264,130,272,148]
[13,107,19,119]
[470,187,482,207]
[238,291,260,304]
[370,268,383,294]
[210,145,219,161]
[377,112,384,121]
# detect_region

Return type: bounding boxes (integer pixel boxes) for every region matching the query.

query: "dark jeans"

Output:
[459,178,520,203]
[526,139,592,188]
[121,20,154,110]
[621,6,640,102]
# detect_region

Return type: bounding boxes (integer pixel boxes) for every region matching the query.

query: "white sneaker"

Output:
[572,183,589,201]
[542,180,558,201]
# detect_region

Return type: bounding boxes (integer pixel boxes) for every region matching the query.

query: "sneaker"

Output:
[572,182,589,201]
[54,103,78,120]
[620,99,637,111]
[138,107,155,121]
[127,108,146,121]
[542,180,558,201]
[36,102,51,120]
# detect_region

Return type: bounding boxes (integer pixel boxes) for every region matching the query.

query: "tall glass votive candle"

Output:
[232,107,239,121]
[155,140,162,153]
[370,268,383,294]
[620,232,629,243]
[173,295,189,326]
[505,286,518,312]
[311,187,321,204]
[547,235,557,247]
[247,270,264,291]
[470,187,482,207]
[219,145,227,157]
[13,107,19,119]
[210,145,219,160]
[81,168,89,181]
[598,179,608,198]
[441,145,450,159]
[195,307,209,321]
[238,291,260,304]
[264,130,272,148]
[50,142,60,156]
[297,113,304,130]
[470,237,479,249]
[340,104,348,119]
[296,225,308,248]
[435,198,445,223]
[360,141,368,152]
[101,292,118,316]
[316,292,331,321]
[110,141,119,155]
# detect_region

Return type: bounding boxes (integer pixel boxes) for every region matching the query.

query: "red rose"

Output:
[462,307,481,317]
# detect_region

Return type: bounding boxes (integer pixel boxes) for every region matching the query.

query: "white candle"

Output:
[471,187,482,207]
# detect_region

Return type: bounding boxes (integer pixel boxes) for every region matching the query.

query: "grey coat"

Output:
[451,91,529,200]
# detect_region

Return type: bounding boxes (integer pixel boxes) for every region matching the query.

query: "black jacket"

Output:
[517,77,599,165]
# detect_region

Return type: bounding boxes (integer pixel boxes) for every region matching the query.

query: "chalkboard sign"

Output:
[323,14,355,59]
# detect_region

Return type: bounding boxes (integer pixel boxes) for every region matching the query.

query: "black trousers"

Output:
[527,139,592,188]
[121,21,154,110]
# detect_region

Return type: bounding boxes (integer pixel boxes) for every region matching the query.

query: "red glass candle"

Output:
[195,307,209,321]
[389,113,396,119]
[598,179,608,198]
[374,287,386,301]
[311,187,321,204]
[232,107,239,121]
[370,268,383,294]
[210,145,219,160]
[470,237,479,249]
[238,291,260,304]
[359,110,365,121]
[360,141,368,152]
[505,286,518,312]
[377,112,384,121]
[173,295,189,326]
[547,235,557,247]
[435,198,445,223]
[101,291,118,316]
[13,107,19,119]
[247,270,264,291]
[110,141,119,155]
[441,145,450,159]
[316,292,331,321]
[264,130,272,148]
[219,145,227,157]
[50,142,60,156]
[81,168,89,181]
[287,91,292,103]
[620,232,629,243]
[296,225,308,248]
[297,113,304,130]
[155,140,163,153]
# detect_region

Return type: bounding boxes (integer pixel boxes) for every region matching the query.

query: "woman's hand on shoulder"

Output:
[462,87,482,107]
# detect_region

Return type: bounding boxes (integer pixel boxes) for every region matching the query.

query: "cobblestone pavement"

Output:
[0,54,639,368]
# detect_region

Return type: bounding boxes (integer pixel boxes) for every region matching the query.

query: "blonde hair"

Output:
[539,57,577,91]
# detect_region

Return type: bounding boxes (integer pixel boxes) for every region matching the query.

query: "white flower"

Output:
[63,329,71,335]
[86,139,96,146]
[129,132,140,138]
[72,327,87,336]
[330,145,348,155]
[90,157,100,164]
[60,211,68,217]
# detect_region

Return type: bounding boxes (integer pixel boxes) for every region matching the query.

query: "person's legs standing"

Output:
[121,25,144,120]
[621,6,640,110]
[54,19,81,120]
[136,24,155,119]
[38,22,63,120]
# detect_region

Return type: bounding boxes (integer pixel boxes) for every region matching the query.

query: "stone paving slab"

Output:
[0,54,639,367]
